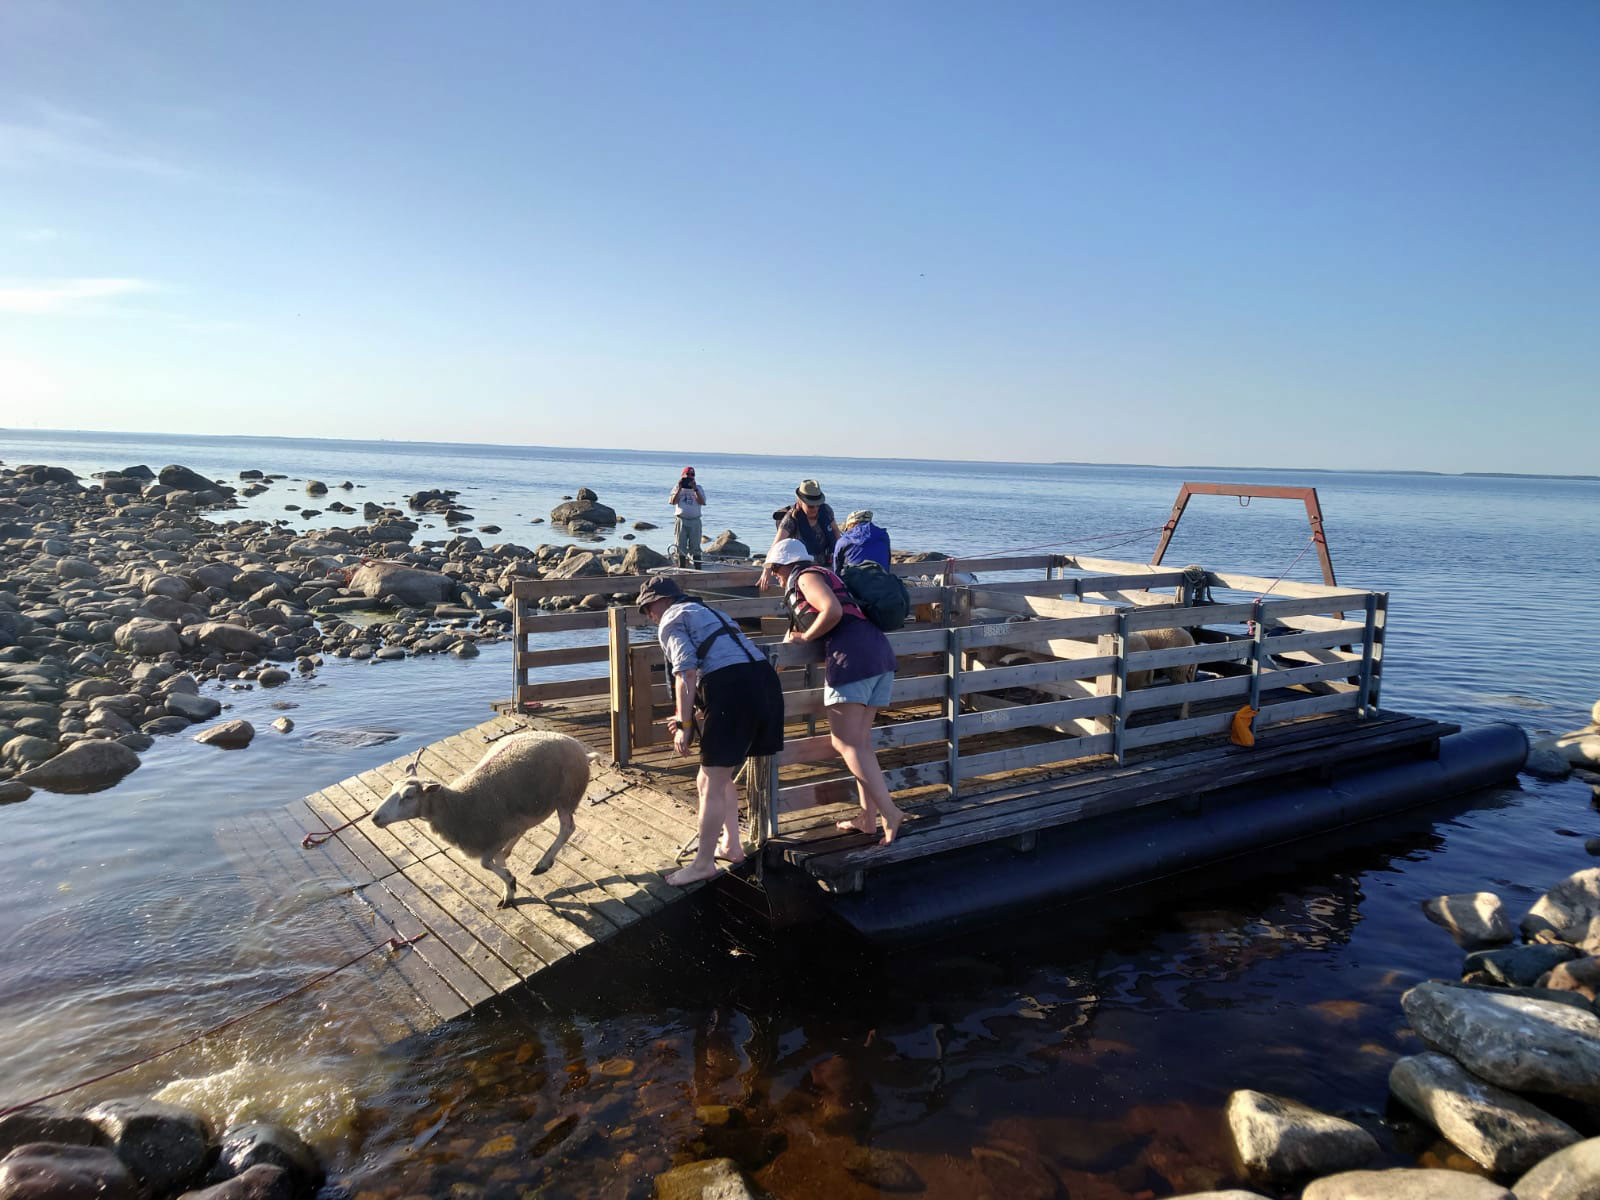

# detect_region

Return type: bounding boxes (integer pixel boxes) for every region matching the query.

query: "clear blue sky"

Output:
[2,2,1596,473]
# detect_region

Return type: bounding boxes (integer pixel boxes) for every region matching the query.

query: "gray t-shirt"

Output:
[671,483,706,518]
[657,601,761,678]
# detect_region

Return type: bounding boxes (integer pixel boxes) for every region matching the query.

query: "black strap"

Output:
[665,602,757,690]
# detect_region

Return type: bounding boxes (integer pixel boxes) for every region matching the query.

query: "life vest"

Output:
[785,565,865,634]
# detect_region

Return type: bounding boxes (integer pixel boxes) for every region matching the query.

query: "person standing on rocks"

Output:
[758,479,838,590]
[669,467,706,569]
[635,576,785,885]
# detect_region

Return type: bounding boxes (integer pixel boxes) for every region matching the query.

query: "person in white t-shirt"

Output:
[668,466,706,569]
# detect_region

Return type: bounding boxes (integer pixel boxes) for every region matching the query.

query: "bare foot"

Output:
[879,807,904,846]
[714,838,745,864]
[834,813,876,835]
[666,860,722,886]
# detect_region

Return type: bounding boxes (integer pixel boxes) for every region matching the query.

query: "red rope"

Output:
[0,932,428,1118]
[971,523,1168,560]
[303,810,371,848]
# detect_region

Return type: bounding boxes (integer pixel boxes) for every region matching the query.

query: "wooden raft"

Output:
[216,713,705,1034]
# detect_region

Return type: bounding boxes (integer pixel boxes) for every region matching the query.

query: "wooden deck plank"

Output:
[253,805,466,1027]
[220,812,425,1042]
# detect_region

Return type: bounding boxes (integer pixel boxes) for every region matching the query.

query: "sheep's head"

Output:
[371,751,442,827]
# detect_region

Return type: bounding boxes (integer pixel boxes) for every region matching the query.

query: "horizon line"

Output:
[1,426,1596,484]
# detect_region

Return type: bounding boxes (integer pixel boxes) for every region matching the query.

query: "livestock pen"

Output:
[504,550,1525,939]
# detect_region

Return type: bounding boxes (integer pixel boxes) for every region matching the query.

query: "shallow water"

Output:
[1,430,1597,1197]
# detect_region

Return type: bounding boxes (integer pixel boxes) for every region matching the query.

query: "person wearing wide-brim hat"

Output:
[758,478,838,591]
[635,575,785,885]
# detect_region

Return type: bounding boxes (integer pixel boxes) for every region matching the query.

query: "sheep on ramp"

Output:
[372,731,591,908]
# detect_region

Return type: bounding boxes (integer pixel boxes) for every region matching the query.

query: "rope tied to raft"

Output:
[1248,533,1320,635]
[0,932,428,1119]
[302,809,371,848]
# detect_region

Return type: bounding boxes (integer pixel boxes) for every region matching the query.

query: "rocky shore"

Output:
[0,1096,322,1200]
[0,463,731,802]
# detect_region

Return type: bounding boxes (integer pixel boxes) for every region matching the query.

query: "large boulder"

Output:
[1402,980,1600,1102]
[549,495,617,526]
[1421,893,1513,948]
[15,740,141,794]
[0,1106,106,1157]
[0,1142,138,1200]
[1225,1090,1378,1181]
[192,622,271,654]
[704,531,748,557]
[346,562,456,607]
[158,465,233,496]
[212,1123,323,1196]
[653,1158,762,1200]
[166,692,223,722]
[544,552,606,581]
[1301,1168,1512,1199]
[1523,869,1600,952]
[621,544,669,574]
[85,1097,213,1197]
[113,617,180,656]
[1516,1135,1600,1200]
[1389,1050,1579,1174]
[1463,943,1579,987]
[195,720,254,749]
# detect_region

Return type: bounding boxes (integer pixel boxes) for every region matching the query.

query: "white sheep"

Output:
[372,731,592,907]
[1125,627,1199,690]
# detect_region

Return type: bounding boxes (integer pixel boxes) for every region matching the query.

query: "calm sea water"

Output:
[2,429,1597,1198]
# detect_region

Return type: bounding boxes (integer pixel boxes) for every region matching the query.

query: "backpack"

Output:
[840,562,911,632]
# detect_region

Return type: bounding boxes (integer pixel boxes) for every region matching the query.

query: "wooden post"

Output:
[746,648,781,849]
[1247,599,1266,712]
[513,596,529,712]
[630,646,657,749]
[945,626,961,799]
[1368,592,1388,711]
[608,606,630,765]
[1112,609,1130,764]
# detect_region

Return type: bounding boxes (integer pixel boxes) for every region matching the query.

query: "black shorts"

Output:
[697,660,785,769]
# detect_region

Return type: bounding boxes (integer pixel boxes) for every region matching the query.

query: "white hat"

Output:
[765,538,812,567]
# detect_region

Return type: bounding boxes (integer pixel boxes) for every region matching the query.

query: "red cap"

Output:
[683,466,695,476]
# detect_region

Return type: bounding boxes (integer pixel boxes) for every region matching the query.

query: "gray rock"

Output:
[1524,746,1572,779]
[158,464,231,496]
[1421,893,1514,948]
[55,556,98,580]
[549,498,618,526]
[165,692,222,722]
[213,1122,322,1195]
[1389,1050,1579,1174]
[0,780,33,804]
[1515,1135,1600,1200]
[653,1158,762,1200]
[271,717,294,733]
[0,1104,107,1156]
[256,668,290,687]
[113,617,180,656]
[1464,943,1579,987]
[451,641,479,659]
[621,543,669,573]
[142,715,194,736]
[66,678,122,701]
[1301,1168,1512,1199]
[2,735,57,768]
[182,1163,296,1199]
[192,621,270,654]
[1225,1090,1378,1181]
[0,1142,138,1200]
[345,562,455,607]
[86,1097,213,1196]
[704,530,748,557]
[195,720,254,749]
[842,1146,922,1191]
[545,551,606,581]
[1402,980,1600,1102]
[1167,1194,1270,1200]
[14,738,141,793]
[1524,869,1600,952]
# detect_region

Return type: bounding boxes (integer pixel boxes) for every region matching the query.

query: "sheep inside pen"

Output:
[372,731,594,907]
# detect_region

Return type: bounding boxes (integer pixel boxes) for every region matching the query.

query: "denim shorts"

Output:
[823,670,894,709]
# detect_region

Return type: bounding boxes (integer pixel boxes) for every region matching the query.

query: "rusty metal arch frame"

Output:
[1149,482,1337,588]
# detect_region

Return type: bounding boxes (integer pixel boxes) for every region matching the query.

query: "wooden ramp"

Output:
[217,714,705,1035]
